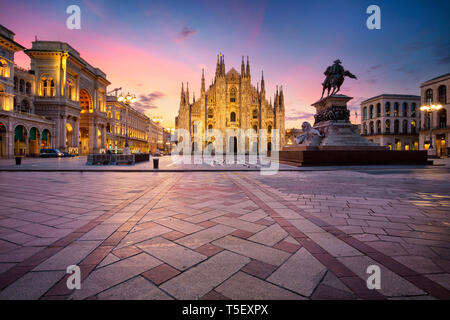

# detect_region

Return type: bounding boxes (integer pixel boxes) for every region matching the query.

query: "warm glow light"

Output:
[420,104,443,112]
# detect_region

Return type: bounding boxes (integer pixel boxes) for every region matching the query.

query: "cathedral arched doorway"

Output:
[29,127,40,156]
[192,142,198,153]
[14,125,27,156]
[229,137,237,154]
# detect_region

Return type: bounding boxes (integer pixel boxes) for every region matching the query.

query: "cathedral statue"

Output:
[321,59,357,99]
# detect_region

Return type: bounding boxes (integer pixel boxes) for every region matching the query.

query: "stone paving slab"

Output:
[160,251,250,300]
[137,237,206,270]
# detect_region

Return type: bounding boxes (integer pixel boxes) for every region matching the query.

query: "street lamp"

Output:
[118,92,137,149]
[420,103,442,155]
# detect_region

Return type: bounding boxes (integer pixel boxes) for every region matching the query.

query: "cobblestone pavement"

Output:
[0,169,449,300]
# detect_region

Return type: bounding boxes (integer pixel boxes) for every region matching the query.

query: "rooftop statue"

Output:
[321,59,357,99]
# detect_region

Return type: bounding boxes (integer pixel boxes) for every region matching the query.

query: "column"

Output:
[74,118,80,154]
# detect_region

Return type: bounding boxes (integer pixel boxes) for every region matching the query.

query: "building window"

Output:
[230,87,237,103]
[438,109,447,128]
[363,123,367,135]
[393,102,399,117]
[411,120,416,134]
[411,103,416,117]
[40,77,55,97]
[363,107,367,120]
[14,77,18,91]
[394,119,399,134]
[376,103,381,117]
[385,102,391,117]
[252,109,258,119]
[207,108,214,119]
[230,112,236,122]
[19,79,25,93]
[369,121,374,134]
[385,119,390,133]
[268,125,272,134]
[0,60,9,78]
[425,89,433,104]
[369,105,374,119]
[402,119,408,133]
[26,82,31,95]
[376,120,381,134]
[402,103,408,117]
[438,85,447,104]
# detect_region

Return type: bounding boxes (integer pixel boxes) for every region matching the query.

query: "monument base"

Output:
[280,95,432,166]
[279,148,431,166]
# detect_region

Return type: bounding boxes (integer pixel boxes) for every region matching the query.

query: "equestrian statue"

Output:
[321,59,357,99]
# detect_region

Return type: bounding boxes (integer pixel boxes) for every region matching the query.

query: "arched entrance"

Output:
[80,89,93,113]
[41,129,51,148]
[0,122,6,157]
[229,137,237,154]
[14,125,27,156]
[29,127,40,156]
[66,123,73,149]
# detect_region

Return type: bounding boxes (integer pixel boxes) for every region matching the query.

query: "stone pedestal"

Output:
[280,95,431,166]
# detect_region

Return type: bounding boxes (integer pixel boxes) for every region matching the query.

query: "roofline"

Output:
[420,73,450,87]
[361,94,420,104]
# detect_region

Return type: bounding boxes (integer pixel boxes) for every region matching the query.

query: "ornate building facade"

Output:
[0,25,55,158]
[0,24,155,158]
[105,95,149,154]
[175,54,285,153]
[419,73,449,157]
[360,94,421,150]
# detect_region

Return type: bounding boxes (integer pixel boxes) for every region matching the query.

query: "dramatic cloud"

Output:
[176,27,198,41]
[133,92,165,114]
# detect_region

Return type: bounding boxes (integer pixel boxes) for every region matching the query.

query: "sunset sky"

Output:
[1,0,449,128]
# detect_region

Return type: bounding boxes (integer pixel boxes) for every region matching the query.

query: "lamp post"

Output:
[420,103,442,156]
[118,92,137,150]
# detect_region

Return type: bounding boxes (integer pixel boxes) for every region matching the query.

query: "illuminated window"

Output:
[425,89,433,104]
[230,87,237,103]
[385,102,391,117]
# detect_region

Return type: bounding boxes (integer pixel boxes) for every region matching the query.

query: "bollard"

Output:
[15,157,22,165]
[153,157,159,169]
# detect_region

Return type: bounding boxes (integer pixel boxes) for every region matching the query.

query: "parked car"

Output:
[40,149,64,158]
[62,152,76,157]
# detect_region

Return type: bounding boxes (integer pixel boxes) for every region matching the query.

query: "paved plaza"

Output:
[0,166,449,300]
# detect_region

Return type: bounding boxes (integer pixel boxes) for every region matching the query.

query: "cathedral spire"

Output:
[260,71,265,100]
[246,56,250,79]
[201,69,205,95]
[186,82,190,105]
[215,54,220,78]
[241,56,245,77]
[279,85,284,109]
[180,82,185,105]
[221,54,225,77]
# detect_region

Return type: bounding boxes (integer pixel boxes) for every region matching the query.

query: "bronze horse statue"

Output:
[321,60,357,99]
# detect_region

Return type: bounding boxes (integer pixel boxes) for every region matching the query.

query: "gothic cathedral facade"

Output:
[175,54,285,153]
